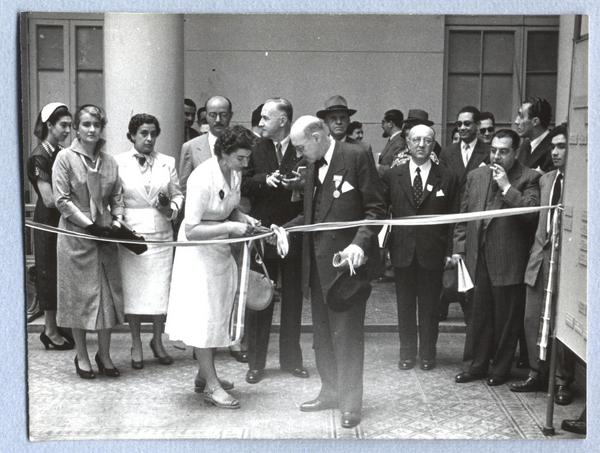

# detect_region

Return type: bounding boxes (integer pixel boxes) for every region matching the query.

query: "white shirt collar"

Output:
[389,130,402,141]
[461,137,478,151]
[323,137,336,165]
[208,131,218,155]
[409,158,432,186]
[530,129,550,153]
[274,135,291,154]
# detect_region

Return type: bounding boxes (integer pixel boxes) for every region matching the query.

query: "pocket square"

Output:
[479,162,487,167]
[341,181,354,193]
[436,189,445,197]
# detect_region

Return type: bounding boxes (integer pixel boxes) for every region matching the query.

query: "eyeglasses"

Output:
[455,121,474,128]
[480,127,494,134]
[410,137,434,146]
[207,112,231,120]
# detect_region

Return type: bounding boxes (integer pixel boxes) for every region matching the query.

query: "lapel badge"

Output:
[333,189,341,199]
[426,184,433,192]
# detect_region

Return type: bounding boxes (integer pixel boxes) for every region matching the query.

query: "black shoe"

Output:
[561,418,586,435]
[510,376,544,393]
[230,350,248,363]
[282,366,309,378]
[40,332,74,351]
[94,353,120,377]
[300,398,338,412]
[130,348,144,370]
[149,339,173,365]
[554,385,573,406]
[486,376,507,386]
[420,359,436,371]
[341,411,361,428]
[245,369,264,384]
[455,371,486,383]
[399,359,416,371]
[74,356,95,379]
[195,377,234,393]
[57,327,74,344]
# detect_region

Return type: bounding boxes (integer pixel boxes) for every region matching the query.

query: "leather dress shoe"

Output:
[341,411,361,429]
[510,376,545,393]
[398,359,415,371]
[455,371,486,383]
[245,369,265,384]
[561,418,585,435]
[283,366,309,378]
[194,377,234,393]
[554,385,573,406]
[420,359,436,371]
[486,376,507,386]
[300,398,338,412]
[230,350,248,363]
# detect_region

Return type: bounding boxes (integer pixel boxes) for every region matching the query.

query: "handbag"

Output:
[246,243,275,311]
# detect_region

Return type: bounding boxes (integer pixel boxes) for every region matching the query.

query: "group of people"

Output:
[28,91,576,429]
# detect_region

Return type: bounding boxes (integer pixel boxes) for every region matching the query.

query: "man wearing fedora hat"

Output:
[316,95,375,162]
[285,115,386,428]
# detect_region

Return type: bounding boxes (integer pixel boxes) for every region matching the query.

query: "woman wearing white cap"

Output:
[27,102,74,350]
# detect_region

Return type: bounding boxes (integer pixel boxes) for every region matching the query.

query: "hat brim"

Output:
[316,108,357,119]
[326,269,372,312]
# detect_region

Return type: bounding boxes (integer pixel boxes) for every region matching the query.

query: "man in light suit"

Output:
[438,105,490,324]
[453,129,540,386]
[509,124,575,404]
[382,125,459,372]
[285,115,386,429]
[178,95,233,196]
[377,109,406,176]
[514,97,554,174]
[241,98,308,384]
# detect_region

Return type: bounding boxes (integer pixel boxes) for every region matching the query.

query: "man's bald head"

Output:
[407,124,435,141]
[290,115,331,163]
[407,124,435,165]
[205,95,233,137]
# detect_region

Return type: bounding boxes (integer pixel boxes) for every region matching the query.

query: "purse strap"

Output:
[251,240,272,282]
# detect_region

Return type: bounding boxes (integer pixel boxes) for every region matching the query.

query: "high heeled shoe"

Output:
[40,332,74,351]
[94,353,120,377]
[131,348,144,370]
[74,356,95,379]
[149,339,173,365]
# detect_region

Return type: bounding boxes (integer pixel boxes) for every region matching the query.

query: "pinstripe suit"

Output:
[453,161,540,379]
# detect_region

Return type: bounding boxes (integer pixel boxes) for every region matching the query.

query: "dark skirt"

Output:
[33,199,60,311]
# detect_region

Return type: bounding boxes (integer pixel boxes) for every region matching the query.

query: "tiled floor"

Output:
[27,330,585,441]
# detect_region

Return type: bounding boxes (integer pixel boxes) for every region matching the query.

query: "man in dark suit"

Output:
[509,124,575,404]
[377,109,406,175]
[285,115,386,428]
[184,98,200,142]
[382,125,459,372]
[514,97,554,174]
[453,129,540,386]
[241,98,308,384]
[438,106,490,323]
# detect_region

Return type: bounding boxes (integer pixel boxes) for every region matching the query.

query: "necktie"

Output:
[275,142,283,164]
[135,153,147,166]
[413,167,423,206]
[463,143,470,167]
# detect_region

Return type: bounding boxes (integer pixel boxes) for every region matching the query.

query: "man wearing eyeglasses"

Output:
[452,129,540,386]
[514,97,554,175]
[382,125,459,372]
[478,112,496,145]
[179,95,234,196]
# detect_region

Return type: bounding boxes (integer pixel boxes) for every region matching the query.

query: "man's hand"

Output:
[341,244,366,268]
[281,170,304,191]
[266,171,281,188]
[491,164,510,192]
[450,253,464,267]
[269,224,289,258]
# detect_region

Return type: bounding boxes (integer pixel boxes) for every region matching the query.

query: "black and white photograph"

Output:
[3,2,595,450]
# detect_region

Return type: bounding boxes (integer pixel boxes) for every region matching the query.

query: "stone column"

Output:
[104,13,184,161]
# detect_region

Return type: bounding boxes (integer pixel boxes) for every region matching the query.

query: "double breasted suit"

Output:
[178,133,212,196]
[286,140,386,413]
[382,161,459,361]
[517,133,554,174]
[453,161,540,379]
[241,137,305,371]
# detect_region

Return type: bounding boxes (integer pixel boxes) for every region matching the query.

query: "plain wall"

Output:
[183,14,445,158]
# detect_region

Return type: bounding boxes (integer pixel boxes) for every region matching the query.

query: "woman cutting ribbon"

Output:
[52,104,125,379]
[115,113,183,369]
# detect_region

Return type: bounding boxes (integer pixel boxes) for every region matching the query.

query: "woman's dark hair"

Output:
[127,113,161,142]
[214,125,257,159]
[33,106,71,141]
[346,121,363,136]
[73,104,107,131]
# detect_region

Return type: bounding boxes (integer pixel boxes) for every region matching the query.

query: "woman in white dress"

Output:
[166,125,259,409]
[115,114,183,369]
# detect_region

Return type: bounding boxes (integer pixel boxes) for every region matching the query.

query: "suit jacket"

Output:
[115,149,184,234]
[378,133,406,175]
[524,170,558,287]
[453,161,541,286]
[439,139,490,193]
[343,137,376,166]
[286,141,386,295]
[178,133,212,196]
[382,161,459,270]
[517,133,554,173]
